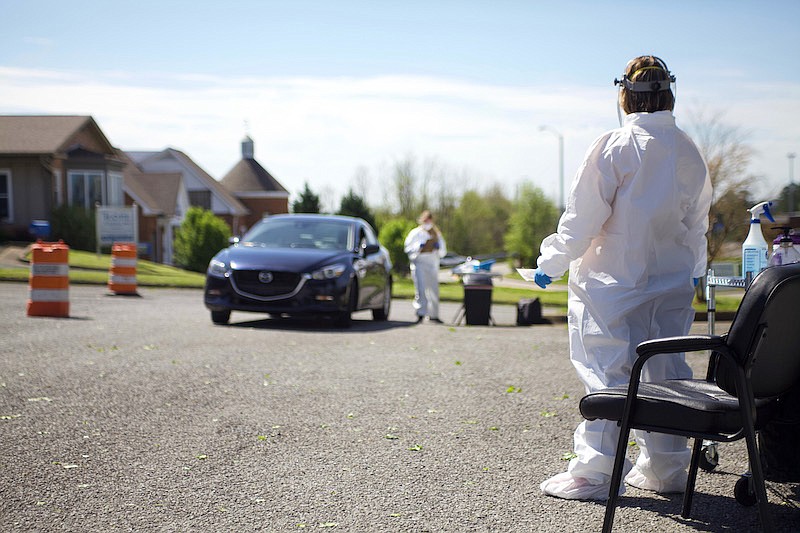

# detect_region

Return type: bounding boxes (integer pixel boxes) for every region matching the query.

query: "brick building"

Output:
[220,136,289,234]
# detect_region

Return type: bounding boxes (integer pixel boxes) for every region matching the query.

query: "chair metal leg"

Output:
[682,437,704,517]
[742,424,774,532]
[602,422,632,533]
[734,368,775,532]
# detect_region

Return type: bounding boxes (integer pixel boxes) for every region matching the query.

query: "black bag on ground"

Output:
[516,298,549,325]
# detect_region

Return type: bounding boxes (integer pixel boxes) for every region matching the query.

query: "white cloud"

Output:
[1,66,797,208]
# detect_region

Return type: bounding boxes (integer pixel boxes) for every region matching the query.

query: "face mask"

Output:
[422,223,433,231]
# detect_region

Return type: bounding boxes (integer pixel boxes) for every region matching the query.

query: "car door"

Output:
[354,223,385,309]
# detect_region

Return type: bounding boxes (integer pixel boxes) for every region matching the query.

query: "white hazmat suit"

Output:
[404,225,447,320]
[537,110,712,497]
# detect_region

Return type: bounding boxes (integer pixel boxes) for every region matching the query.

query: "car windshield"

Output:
[241,219,353,250]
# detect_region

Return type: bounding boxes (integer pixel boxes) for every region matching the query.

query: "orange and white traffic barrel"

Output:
[27,241,70,317]
[108,242,138,295]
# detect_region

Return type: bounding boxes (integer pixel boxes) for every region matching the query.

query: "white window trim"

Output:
[108,171,124,206]
[0,168,12,223]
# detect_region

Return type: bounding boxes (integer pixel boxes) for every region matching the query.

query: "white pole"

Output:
[788,153,796,213]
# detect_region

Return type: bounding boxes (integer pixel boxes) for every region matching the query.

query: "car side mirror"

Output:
[229,236,240,245]
[362,243,380,256]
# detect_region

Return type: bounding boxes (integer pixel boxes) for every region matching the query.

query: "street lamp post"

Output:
[789,153,796,213]
[539,125,565,212]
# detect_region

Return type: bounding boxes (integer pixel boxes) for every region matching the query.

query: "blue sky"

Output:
[2,0,799,210]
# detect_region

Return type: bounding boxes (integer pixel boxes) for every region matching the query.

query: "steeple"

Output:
[241,135,254,159]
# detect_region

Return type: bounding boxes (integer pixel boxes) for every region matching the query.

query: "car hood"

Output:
[220,245,352,272]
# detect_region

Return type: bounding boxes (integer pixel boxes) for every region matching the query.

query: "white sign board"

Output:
[96,205,138,247]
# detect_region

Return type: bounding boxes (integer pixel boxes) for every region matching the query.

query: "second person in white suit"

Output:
[404,211,447,323]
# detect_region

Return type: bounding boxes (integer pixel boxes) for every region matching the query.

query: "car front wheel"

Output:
[211,310,231,325]
[372,280,391,321]
[335,281,357,328]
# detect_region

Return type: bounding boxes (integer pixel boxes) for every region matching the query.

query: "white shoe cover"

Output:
[624,465,687,493]
[540,471,624,501]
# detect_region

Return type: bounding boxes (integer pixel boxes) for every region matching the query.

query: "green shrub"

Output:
[173,207,232,272]
[50,205,96,251]
[378,218,416,275]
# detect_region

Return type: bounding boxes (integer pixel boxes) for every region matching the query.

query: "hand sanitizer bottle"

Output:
[741,201,774,277]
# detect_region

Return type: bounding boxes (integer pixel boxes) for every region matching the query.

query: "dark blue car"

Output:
[204,214,392,327]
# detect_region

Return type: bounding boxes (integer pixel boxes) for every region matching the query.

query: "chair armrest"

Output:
[623,335,731,427]
[636,335,726,358]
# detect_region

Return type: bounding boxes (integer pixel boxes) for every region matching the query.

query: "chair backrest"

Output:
[718,262,800,398]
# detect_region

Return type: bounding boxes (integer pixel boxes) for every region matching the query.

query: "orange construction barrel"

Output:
[108,242,138,295]
[27,241,70,317]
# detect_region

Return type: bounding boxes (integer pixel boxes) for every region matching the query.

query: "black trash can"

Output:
[462,273,493,325]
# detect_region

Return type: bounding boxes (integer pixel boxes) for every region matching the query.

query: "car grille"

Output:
[231,270,304,300]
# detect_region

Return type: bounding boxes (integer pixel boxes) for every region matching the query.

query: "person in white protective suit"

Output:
[534,55,713,500]
[404,211,447,323]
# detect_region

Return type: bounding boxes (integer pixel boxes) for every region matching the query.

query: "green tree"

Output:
[337,189,376,229]
[504,183,560,267]
[392,157,419,219]
[431,177,458,248]
[378,218,417,275]
[774,183,799,215]
[484,184,513,254]
[450,190,495,257]
[173,207,231,273]
[428,183,511,258]
[292,182,321,213]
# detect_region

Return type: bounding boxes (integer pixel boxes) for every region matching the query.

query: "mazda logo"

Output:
[258,271,274,284]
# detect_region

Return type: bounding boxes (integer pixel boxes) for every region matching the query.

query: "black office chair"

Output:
[580,262,800,533]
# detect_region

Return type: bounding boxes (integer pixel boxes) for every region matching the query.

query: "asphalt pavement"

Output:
[1,282,798,532]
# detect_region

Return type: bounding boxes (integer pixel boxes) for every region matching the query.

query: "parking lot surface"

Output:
[1,282,798,532]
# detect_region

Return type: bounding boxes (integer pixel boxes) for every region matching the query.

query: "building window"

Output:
[188,190,212,210]
[108,172,124,206]
[68,171,103,208]
[0,170,12,222]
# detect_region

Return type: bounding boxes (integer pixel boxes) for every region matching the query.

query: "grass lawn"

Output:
[391,276,568,309]
[0,248,741,313]
[391,277,740,314]
[0,248,205,288]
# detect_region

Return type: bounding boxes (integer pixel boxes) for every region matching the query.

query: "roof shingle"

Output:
[221,158,288,194]
[0,115,111,154]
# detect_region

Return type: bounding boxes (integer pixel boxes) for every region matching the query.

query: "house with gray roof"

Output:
[0,115,289,265]
[0,115,127,239]
[127,148,249,237]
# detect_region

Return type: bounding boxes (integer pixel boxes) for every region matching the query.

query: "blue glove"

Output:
[533,268,552,289]
[433,242,440,249]
[419,243,425,250]
[693,278,700,287]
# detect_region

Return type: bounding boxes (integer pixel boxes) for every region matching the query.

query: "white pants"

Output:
[410,253,440,319]
[567,285,694,485]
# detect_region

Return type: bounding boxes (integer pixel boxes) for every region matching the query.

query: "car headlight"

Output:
[207,258,230,278]
[310,263,347,280]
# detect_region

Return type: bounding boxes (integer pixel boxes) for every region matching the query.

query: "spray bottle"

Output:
[769,226,800,266]
[741,201,775,277]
